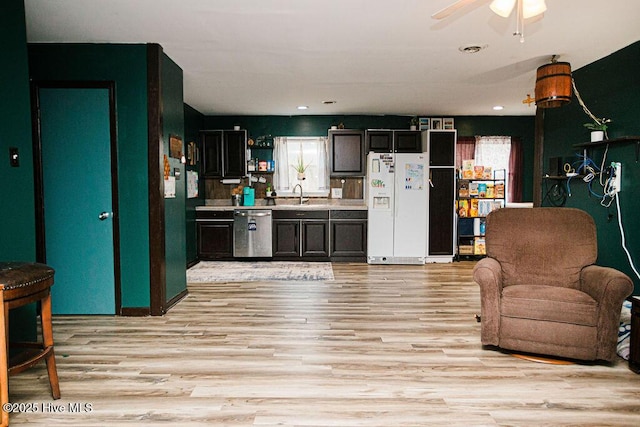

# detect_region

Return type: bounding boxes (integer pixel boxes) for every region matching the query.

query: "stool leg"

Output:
[39,293,60,400]
[1,296,9,427]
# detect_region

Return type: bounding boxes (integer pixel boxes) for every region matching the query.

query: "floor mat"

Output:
[187,261,334,282]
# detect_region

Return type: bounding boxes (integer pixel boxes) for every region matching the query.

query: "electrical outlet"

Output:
[610,162,621,194]
[9,147,19,167]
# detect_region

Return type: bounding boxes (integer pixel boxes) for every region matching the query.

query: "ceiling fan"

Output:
[432,0,547,42]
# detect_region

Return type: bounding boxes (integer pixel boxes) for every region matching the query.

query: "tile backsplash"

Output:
[204,176,364,200]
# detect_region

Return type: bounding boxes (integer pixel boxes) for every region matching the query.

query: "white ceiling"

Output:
[24,0,640,117]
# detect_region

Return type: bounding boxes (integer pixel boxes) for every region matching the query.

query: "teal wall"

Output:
[1,0,37,340]
[204,114,535,200]
[162,53,187,301]
[184,104,205,265]
[543,41,640,294]
[1,0,35,261]
[28,43,151,308]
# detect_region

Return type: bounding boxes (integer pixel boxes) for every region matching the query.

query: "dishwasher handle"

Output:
[234,211,272,217]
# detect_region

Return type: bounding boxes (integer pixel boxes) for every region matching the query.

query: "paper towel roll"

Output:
[221,178,241,184]
[473,218,481,236]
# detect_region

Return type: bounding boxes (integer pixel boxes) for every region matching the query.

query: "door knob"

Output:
[98,211,112,221]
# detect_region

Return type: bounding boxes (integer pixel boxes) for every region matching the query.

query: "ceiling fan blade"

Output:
[431,0,481,20]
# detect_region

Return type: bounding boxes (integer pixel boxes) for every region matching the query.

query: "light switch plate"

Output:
[331,188,343,199]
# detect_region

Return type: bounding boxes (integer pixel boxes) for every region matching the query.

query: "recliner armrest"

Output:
[580,264,634,360]
[473,257,503,290]
[580,265,633,303]
[473,257,503,345]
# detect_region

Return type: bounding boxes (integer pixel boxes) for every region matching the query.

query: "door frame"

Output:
[31,80,122,314]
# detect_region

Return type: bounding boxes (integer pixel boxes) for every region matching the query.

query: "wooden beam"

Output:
[533,107,544,207]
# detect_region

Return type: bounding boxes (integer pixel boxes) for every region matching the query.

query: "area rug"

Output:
[187,261,334,282]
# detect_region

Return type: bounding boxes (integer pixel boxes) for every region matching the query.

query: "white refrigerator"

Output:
[367,152,428,264]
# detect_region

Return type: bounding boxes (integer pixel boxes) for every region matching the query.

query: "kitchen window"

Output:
[273,136,329,197]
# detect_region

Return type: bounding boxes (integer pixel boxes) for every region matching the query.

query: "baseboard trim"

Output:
[120,307,151,317]
[166,289,188,312]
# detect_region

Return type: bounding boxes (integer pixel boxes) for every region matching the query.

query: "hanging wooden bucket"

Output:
[535,62,572,108]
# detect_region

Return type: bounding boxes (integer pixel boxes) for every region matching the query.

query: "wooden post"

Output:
[533,107,545,207]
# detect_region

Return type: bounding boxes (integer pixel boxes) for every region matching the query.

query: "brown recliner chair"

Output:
[473,207,634,362]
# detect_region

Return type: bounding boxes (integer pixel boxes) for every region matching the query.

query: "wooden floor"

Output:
[7,262,639,426]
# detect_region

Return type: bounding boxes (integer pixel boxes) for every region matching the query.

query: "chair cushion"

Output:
[0,262,55,291]
[501,284,598,326]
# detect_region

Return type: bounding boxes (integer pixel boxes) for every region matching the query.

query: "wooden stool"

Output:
[1,262,60,426]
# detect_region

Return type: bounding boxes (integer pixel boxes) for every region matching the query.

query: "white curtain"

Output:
[273,136,329,195]
[474,135,511,199]
[273,136,291,191]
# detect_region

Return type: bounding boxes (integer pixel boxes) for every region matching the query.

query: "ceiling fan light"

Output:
[490,0,516,18]
[523,0,547,19]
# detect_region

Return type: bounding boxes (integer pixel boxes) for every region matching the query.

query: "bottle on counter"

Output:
[247,158,255,172]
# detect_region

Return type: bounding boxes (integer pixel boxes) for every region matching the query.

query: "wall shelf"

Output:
[573,136,640,161]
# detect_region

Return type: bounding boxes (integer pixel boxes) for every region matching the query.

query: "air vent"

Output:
[459,44,488,54]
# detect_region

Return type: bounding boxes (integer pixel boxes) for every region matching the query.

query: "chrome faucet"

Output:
[293,183,304,204]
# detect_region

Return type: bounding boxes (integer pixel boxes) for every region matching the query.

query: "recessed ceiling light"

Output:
[493,105,504,111]
[459,44,488,54]
[297,105,308,110]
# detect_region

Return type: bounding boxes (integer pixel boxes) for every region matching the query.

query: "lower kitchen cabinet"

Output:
[272,210,329,260]
[197,208,368,262]
[330,210,367,261]
[197,211,234,259]
[272,220,300,257]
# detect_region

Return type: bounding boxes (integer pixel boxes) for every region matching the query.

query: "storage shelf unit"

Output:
[456,169,505,260]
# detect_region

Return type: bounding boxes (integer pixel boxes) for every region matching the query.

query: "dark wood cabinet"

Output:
[198,208,367,262]
[426,129,456,260]
[329,129,365,176]
[394,130,422,153]
[428,168,455,256]
[201,131,223,177]
[630,296,640,373]
[366,130,422,153]
[272,210,329,259]
[330,210,367,261]
[366,130,393,152]
[224,130,247,177]
[428,129,456,166]
[272,220,300,257]
[302,221,329,257]
[196,211,234,259]
[201,130,246,177]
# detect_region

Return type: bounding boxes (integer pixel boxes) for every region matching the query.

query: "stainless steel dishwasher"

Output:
[233,210,273,257]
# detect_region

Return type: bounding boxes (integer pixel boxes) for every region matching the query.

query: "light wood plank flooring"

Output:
[7,262,639,426]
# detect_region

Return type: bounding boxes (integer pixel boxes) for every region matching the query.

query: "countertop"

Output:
[196,198,367,211]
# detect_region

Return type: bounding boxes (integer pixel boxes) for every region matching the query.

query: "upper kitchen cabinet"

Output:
[201,131,222,177]
[366,130,393,152]
[427,129,456,166]
[329,129,365,177]
[201,129,247,178]
[394,130,422,153]
[366,130,422,153]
